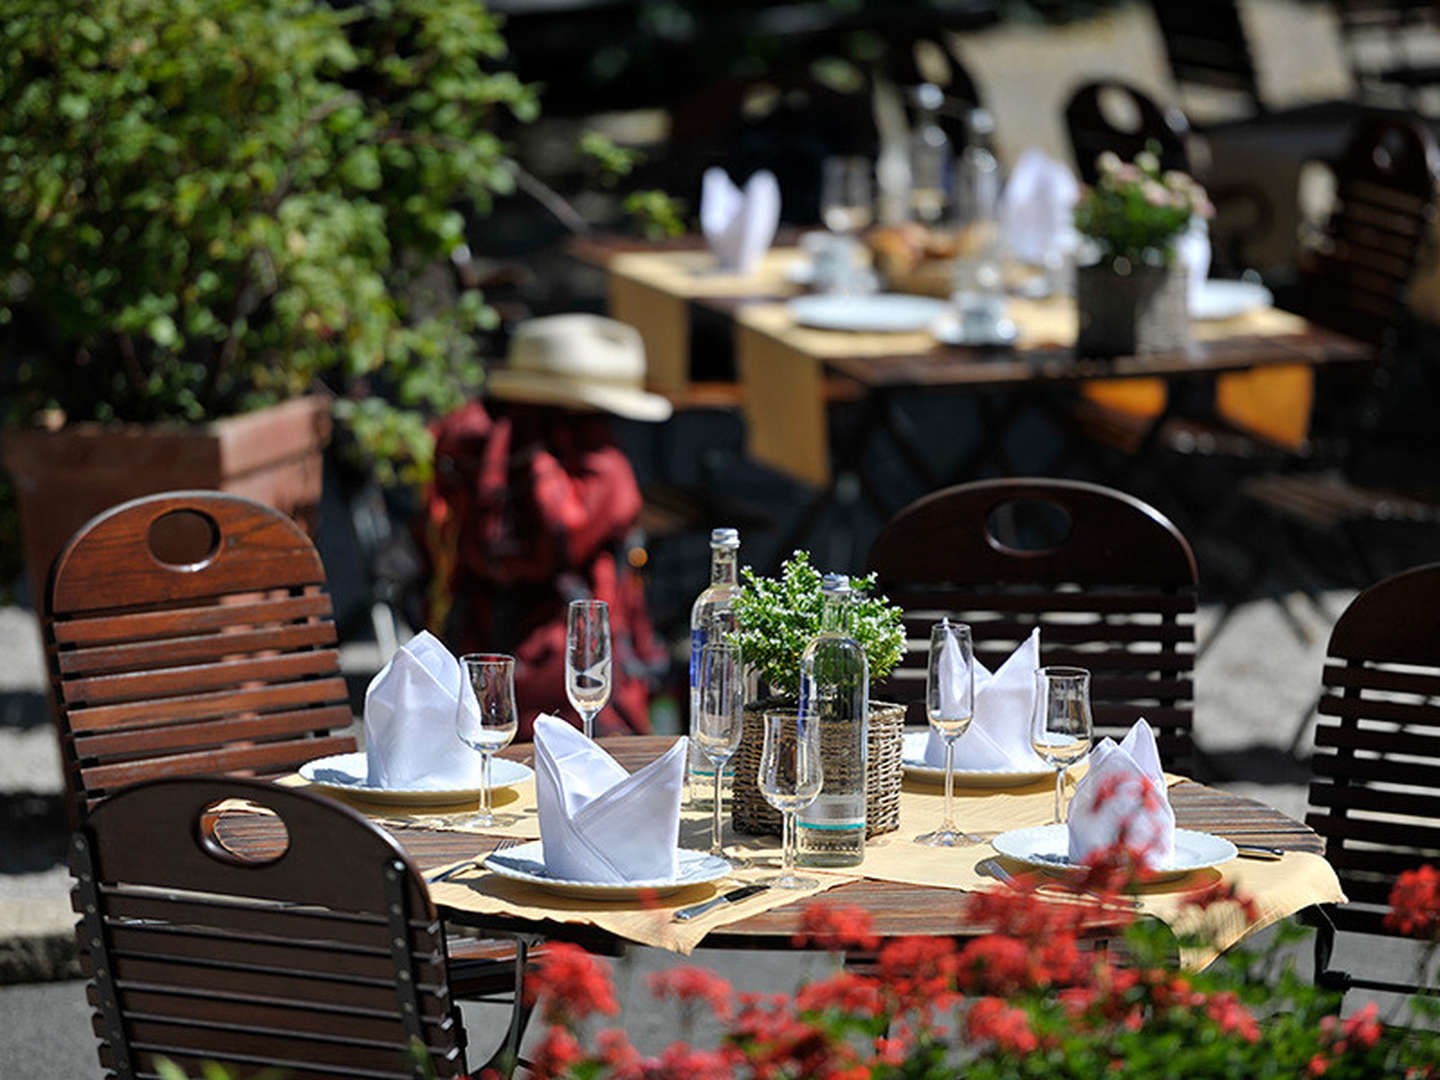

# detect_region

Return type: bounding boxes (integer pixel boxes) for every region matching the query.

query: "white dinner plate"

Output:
[482,840,732,900]
[930,311,1018,349]
[298,752,533,807]
[991,824,1238,882]
[1190,280,1273,321]
[901,731,1057,788]
[788,293,948,333]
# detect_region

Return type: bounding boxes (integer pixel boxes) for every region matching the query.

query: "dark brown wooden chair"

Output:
[1065,80,1190,185]
[1304,563,1440,994]
[74,775,467,1079]
[43,491,356,828]
[866,478,1199,771]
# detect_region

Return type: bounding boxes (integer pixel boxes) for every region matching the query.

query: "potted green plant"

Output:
[728,550,907,836]
[0,0,537,603]
[1073,147,1213,357]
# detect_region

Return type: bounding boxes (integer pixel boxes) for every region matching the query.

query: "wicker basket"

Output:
[732,700,905,838]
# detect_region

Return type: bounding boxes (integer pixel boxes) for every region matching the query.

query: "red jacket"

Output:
[422,402,663,738]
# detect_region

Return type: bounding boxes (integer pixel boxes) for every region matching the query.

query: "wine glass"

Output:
[696,642,745,866]
[758,708,823,889]
[457,653,519,829]
[565,599,611,739]
[1030,666,1093,824]
[916,620,981,847]
[820,156,874,236]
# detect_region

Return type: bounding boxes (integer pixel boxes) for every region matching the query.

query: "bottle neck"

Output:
[710,547,738,587]
[819,593,851,634]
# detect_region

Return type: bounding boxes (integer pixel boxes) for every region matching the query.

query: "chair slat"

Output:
[52,593,334,647]
[58,622,338,676]
[63,650,342,705]
[67,678,350,733]
[1306,812,1440,853]
[73,705,353,760]
[887,589,1195,615]
[79,733,356,794]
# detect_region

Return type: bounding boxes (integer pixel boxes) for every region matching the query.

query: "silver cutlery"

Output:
[1235,844,1285,861]
[426,839,520,884]
[674,883,768,921]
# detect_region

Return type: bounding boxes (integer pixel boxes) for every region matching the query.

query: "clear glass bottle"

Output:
[952,107,1006,335]
[797,574,868,867]
[688,528,741,806]
[909,83,951,224]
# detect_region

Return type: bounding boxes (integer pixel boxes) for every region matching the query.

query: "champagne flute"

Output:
[565,599,611,739]
[1030,666,1093,824]
[758,708,823,889]
[916,620,981,847]
[458,653,519,829]
[696,642,745,866]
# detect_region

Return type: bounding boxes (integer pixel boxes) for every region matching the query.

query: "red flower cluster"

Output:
[791,902,880,951]
[525,941,620,1023]
[1386,865,1440,940]
[648,965,735,1021]
[794,971,884,1017]
[966,996,1039,1054]
[1205,990,1260,1042]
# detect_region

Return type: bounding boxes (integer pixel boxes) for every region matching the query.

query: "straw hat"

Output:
[486,314,672,422]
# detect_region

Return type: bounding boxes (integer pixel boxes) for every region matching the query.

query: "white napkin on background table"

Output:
[534,714,687,883]
[1067,719,1176,868]
[363,631,486,790]
[923,628,1048,770]
[1001,149,1080,265]
[701,168,781,274]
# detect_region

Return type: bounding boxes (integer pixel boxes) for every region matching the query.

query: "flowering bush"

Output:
[503,859,1440,1080]
[1074,146,1213,268]
[731,551,905,698]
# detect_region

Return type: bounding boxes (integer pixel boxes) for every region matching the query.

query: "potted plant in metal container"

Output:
[0,0,536,603]
[1073,147,1213,357]
[728,550,906,837]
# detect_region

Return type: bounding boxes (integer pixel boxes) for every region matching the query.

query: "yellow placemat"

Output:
[609,248,807,300]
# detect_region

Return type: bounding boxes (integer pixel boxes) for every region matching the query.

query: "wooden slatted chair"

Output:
[1065,80,1190,186]
[43,491,356,828]
[866,478,1200,772]
[1305,563,1440,994]
[74,775,467,1079]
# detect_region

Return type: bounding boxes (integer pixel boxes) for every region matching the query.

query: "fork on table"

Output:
[426,838,521,884]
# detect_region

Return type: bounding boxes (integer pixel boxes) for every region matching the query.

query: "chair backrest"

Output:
[1302,111,1439,347]
[1306,563,1440,941]
[74,775,465,1079]
[1150,0,1263,113]
[866,479,1199,770]
[44,491,356,826]
[1064,80,1190,185]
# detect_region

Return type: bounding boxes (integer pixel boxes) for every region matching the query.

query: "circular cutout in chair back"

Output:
[986,498,1074,555]
[148,508,220,570]
[198,798,290,867]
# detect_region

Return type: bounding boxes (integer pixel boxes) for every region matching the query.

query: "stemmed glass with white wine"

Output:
[820,156,874,236]
[565,599,611,739]
[1030,666,1093,824]
[758,708,823,889]
[916,619,981,846]
[696,641,745,867]
[457,653,519,829]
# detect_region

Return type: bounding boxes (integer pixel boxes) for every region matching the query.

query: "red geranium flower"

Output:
[1386,866,1440,940]
[793,902,881,951]
[525,941,620,1022]
[966,996,1039,1055]
[649,965,736,1021]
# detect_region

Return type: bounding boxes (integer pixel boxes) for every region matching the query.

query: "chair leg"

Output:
[1302,904,1351,997]
[485,936,537,1075]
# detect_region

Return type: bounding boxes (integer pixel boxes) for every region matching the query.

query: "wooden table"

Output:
[222,736,1327,955]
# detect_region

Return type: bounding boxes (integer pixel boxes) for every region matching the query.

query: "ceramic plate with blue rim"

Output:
[481,840,732,900]
[298,752,533,807]
[991,824,1237,883]
[901,731,1055,788]
[788,293,948,333]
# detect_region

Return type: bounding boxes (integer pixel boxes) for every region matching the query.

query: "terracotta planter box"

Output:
[3,395,331,607]
[1075,260,1189,357]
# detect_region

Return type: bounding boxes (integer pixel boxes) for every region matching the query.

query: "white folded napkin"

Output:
[1001,150,1080,265]
[534,714,687,883]
[700,167,781,274]
[1067,719,1175,868]
[923,628,1048,770]
[363,631,486,790]
[1177,216,1211,308]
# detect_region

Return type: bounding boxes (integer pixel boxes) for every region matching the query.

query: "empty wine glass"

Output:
[820,156,874,235]
[758,708,823,889]
[696,642,745,865]
[917,619,981,847]
[1030,666,1093,824]
[565,599,611,739]
[458,653,519,829]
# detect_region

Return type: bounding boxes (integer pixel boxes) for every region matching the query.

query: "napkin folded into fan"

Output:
[363,631,487,790]
[1001,150,1079,266]
[700,167,781,274]
[923,628,1049,771]
[534,714,687,883]
[1068,719,1175,868]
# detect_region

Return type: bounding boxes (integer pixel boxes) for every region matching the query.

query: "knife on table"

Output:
[674,884,768,921]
